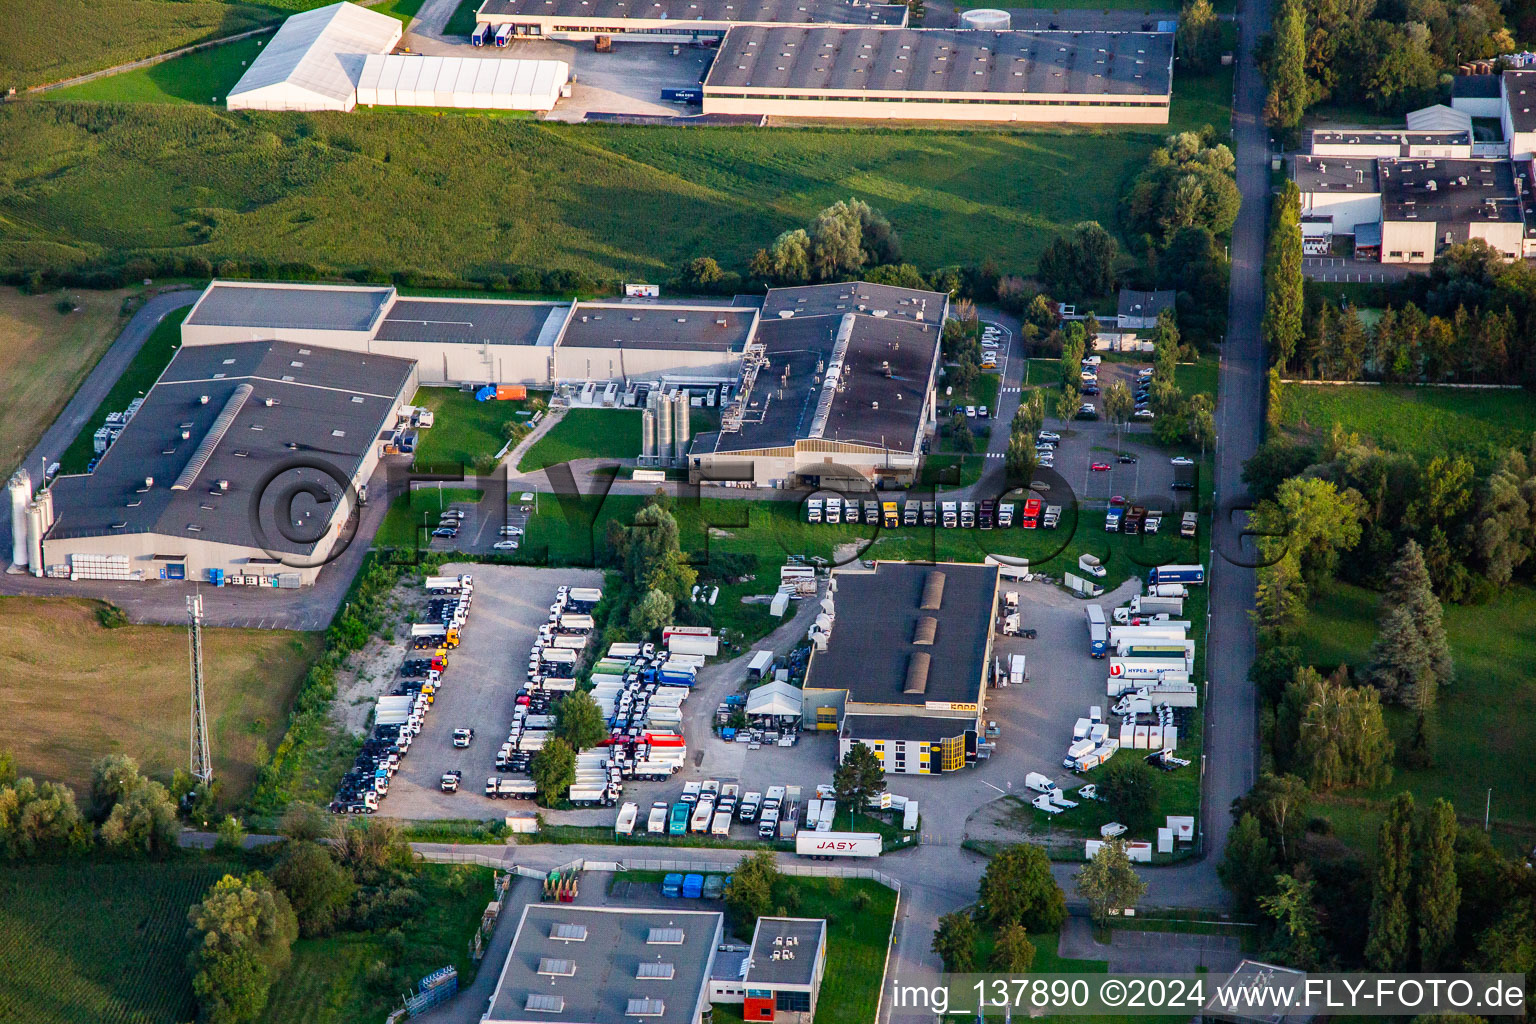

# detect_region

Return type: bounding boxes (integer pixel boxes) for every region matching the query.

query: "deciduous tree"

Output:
[1365,792,1415,971]
[1219,813,1278,919]
[187,872,298,1024]
[530,737,577,806]
[1260,873,1322,968]
[554,691,608,751]
[1076,839,1147,924]
[977,844,1067,932]
[1416,798,1460,970]
[272,841,355,938]
[990,923,1038,973]
[833,743,886,825]
[932,912,978,971]
[1263,182,1304,368]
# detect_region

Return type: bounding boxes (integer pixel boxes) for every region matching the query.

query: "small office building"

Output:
[802,561,999,773]
[474,0,907,43]
[1377,157,1535,263]
[711,918,828,1023]
[485,905,723,1024]
[1116,288,1175,330]
[701,27,1174,123]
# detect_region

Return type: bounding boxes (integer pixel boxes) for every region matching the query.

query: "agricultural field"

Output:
[1279,383,1536,465]
[0,285,134,476]
[0,597,321,801]
[57,307,187,474]
[1,41,1229,287]
[0,855,243,1024]
[258,864,494,1024]
[1296,582,1536,849]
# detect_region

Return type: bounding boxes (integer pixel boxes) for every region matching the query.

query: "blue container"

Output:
[661,872,684,897]
[681,873,704,898]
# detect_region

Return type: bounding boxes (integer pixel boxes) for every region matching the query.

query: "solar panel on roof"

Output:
[526,993,565,1012]
[637,962,676,979]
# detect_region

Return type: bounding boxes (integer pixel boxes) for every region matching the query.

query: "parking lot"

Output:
[421,490,535,557]
[376,562,605,819]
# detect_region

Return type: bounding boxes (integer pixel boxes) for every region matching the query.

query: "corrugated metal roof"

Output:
[228,2,400,108]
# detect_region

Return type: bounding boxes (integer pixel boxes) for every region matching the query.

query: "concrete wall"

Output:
[553,345,743,383]
[1454,96,1502,118]
[372,340,552,385]
[701,92,1169,124]
[1380,219,1438,262]
[1298,191,1382,233]
[1469,220,1528,258]
[180,322,378,351]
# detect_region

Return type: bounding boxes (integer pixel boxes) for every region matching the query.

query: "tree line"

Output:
[1261,0,1515,134]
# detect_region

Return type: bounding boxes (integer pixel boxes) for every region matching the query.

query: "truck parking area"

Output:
[370,563,605,819]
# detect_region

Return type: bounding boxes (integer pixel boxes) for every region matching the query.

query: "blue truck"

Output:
[1147,564,1205,587]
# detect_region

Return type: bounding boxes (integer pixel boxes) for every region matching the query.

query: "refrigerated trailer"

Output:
[796,831,881,858]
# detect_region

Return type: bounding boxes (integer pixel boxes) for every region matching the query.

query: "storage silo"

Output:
[655,393,673,462]
[672,392,691,460]
[960,8,1010,29]
[26,502,46,577]
[8,469,31,570]
[641,407,658,461]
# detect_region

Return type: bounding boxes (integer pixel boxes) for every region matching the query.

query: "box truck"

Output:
[795,831,881,858]
[425,575,472,593]
[1108,657,1189,681]
[1009,654,1027,686]
[1086,604,1108,657]
[1131,595,1185,615]
[1148,564,1204,586]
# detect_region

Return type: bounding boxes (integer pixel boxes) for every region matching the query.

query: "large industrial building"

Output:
[701,27,1174,123]
[485,905,723,1024]
[473,0,906,43]
[802,561,999,774]
[1293,154,1536,262]
[687,281,947,488]
[37,341,417,586]
[226,1,569,113]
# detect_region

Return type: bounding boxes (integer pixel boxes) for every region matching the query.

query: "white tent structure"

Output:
[355,54,570,111]
[1406,103,1474,134]
[227,2,401,112]
[746,680,803,720]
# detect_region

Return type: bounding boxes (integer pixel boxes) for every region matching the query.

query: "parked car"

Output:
[1082,384,1101,396]
[493,540,519,550]
[1110,495,1126,506]
[432,527,457,538]
[1118,454,1138,464]
[1134,409,1156,420]
[1090,462,1111,472]
[498,525,524,536]
[978,406,989,419]
[1038,431,1061,442]
[1170,456,1194,466]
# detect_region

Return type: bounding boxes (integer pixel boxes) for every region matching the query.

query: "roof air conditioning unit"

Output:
[180,430,191,440]
[144,476,154,488]
[199,395,210,405]
[264,397,276,407]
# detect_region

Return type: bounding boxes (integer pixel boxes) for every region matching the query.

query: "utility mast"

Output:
[187,594,212,786]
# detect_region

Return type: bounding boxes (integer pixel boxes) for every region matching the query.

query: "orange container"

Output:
[495,384,527,400]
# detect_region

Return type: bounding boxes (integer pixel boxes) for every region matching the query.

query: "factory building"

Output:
[551,304,759,383]
[227,1,401,112]
[688,281,947,489]
[1306,128,1473,159]
[802,561,999,774]
[700,27,1174,124]
[485,905,722,1024]
[38,341,417,586]
[474,0,906,43]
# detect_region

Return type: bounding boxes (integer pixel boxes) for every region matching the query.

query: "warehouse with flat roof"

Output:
[475,0,906,42]
[701,27,1173,122]
[553,304,760,382]
[485,905,723,1024]
[802,561,999,773]
[41,341,417,586]
[688,282,946,488]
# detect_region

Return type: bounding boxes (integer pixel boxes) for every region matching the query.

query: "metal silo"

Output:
[8,469,31,570]
[641,408,658,461]
[672,393,691,460]
[656,393,673,462]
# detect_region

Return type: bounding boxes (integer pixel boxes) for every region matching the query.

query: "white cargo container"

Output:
[1009,654,1027,686]
[1132,595,1185,615]
[668,634,720,656]
[711,810,732,836]
[747,650,774,678]
[551,635,588,651]
[615,802,638,835]
[902,801,919,830]
[1108,657,1188,681]
[424,575,472,592]
[795,831,880,858]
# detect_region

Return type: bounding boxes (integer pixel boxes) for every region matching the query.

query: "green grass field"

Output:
[258,863,493,1024]
[376,487,486,547]
[443,0,482,35]
[410,388,538,469]
[0,855,243,1024]
[797,879,897,1024]
[46,36,266,104]
[1296,582,1536,843]
[58,306,185,473]
[1280,384,1536,465]
[2,53,1228,285]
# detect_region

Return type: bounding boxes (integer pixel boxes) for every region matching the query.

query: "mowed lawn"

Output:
[518,407,717,471]
[410,387,538,468]
[375,486,485,547]
[0,856,244,1024]
[0,598,320,801]
[1297,582,1536,840]
[0,285,133,476]
[46,36,266,104]
[2,102,1190,284]
[58,307,187,473]
[1280,383,1536,463]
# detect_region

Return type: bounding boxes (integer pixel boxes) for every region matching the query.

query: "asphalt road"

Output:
[1200,0,1268,875]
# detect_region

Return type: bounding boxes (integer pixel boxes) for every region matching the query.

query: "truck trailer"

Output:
[1148,564,1204,586]
[1086,604,1108,657]
[795,831,881,858]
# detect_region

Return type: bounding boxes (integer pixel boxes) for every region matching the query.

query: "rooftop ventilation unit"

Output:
[920,569,946,610]
[903,652,931,694]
